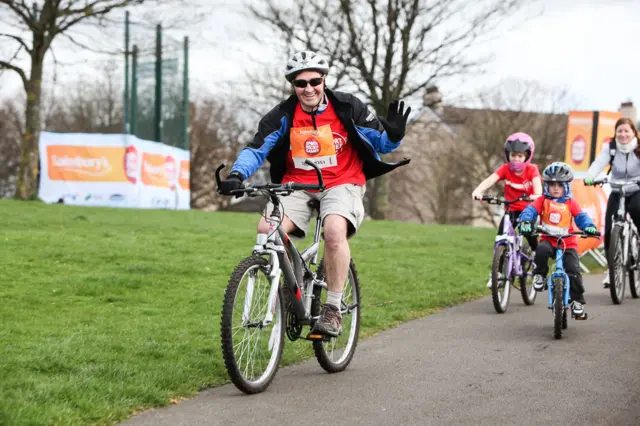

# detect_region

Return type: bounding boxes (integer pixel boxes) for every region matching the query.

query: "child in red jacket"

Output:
[472,132,542,288]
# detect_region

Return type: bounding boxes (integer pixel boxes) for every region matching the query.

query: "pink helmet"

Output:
[504,132,535,173]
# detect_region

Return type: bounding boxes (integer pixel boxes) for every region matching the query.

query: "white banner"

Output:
[38,132,190,210]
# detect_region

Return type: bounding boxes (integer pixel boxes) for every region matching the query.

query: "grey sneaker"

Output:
[312,304,342,337]
[602,272,610,289]
[571,301,587,320]
[532,274,546,291]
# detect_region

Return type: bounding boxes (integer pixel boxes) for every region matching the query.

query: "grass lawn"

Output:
[0,199,496,425]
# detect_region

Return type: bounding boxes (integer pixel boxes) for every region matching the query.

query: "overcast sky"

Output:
[0,0,638,113]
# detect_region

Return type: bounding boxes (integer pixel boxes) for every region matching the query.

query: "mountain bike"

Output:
[586,177,640,304]
[215,161,361,394]
[478,195,537,313]
[534,226,601,339]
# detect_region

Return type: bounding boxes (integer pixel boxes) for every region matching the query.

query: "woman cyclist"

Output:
[585,117,640,288]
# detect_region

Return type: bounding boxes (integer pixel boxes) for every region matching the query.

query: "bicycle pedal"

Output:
[305,332,332,342]
[573,313,588,321]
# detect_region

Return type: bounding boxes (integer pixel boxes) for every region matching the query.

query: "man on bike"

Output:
[218,51,411,336]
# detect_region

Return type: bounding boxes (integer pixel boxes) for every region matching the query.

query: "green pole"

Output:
[182,36,189,150]
[124,11,130,134]
[32,3,38,19]
[154,24,163,143]
[131,45,138,136]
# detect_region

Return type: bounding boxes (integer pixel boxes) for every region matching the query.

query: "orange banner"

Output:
[572,180,607,255]
[564,111,593,172]
[179,160,190,190]
[47,145,128,182]
[594,111,622,159]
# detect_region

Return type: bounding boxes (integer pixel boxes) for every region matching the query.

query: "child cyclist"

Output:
[472,132,542,287]
[518,162,598,320]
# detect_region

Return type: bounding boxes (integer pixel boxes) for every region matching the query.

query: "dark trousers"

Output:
[498,210,538,251]
[604,191,640,257]
[533,240,585,303]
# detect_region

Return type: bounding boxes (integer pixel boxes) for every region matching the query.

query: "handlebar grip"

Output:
[292,183,323,191]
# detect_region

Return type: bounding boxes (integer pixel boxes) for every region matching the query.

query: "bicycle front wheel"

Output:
[628,231,640,299]
[519,244,537,306]
[312,259,361,373]
[491,245,512,313]
[553,277,564,340]
[220,256,285,394]
[608,226,627,305]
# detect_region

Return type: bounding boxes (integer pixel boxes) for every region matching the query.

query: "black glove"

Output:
[379,100,412,143]
[219,171,244,197]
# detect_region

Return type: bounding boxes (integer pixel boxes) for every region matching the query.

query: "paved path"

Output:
[123,275,640,426]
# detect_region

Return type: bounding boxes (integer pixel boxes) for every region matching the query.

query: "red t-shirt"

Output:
[530,197,583,249]
[281,101,365,188]
[494,163,540,211]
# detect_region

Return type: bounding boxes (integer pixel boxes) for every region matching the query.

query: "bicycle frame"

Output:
[547,242,571,309]
[493,209,534,281]
[247,195,326,328]
[613,183,634,265]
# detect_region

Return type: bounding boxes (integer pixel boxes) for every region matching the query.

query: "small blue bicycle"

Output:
[480,196,537,313]
[534,226,601,339]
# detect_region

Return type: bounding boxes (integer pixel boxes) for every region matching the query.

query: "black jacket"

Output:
[231,88,410,183]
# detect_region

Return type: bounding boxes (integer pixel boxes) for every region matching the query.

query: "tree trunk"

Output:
[16,52,44,200]
[370,174,390,220]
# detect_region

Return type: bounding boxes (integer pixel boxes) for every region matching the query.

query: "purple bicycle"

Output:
[481,195,537,313]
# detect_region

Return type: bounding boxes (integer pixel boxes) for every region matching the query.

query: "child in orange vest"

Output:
[518,162,598,320]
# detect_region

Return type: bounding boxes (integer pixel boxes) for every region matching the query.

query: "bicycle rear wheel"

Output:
[553,277,564,340]
[491,245,511,313]
[311,259,361,373]
[608,226,626,305]
[220,256,285,394]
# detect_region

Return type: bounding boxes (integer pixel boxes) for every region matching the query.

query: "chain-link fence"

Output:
[126,14,188,148]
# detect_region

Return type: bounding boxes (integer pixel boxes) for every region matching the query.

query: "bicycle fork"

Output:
[243,232,282,321]
[548,249,570,309]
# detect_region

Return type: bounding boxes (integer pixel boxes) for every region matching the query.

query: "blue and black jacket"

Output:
[230,88,410,183]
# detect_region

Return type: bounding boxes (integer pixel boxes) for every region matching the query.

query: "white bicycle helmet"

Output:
[284,51,330,81]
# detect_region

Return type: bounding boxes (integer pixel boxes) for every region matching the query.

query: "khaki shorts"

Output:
[264,184,366,238]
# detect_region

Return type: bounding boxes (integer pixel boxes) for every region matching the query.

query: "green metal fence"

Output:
[123,11,189,149]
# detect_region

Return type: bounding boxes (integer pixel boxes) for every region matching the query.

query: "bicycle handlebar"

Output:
[585,176,640,187]
[215,160,326,196]
[478,195,534,205]
[533,226,601,239]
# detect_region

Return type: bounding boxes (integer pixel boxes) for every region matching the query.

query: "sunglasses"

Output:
[292,77,324,88]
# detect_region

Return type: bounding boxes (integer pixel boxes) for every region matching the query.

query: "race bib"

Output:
[290,124,337,170]
[541,200,572,234]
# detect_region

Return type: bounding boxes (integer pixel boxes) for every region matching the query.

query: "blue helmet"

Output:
[542,162,573,199]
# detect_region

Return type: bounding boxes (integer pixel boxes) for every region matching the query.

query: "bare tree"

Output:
[389,80,571,225]
[247,0,536,219]
[388,87,474,224]
[0,94,23,198]
[451,79,571,225]
[0,0,210,200]
[43,60,123,133]
[189,95,252,211]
